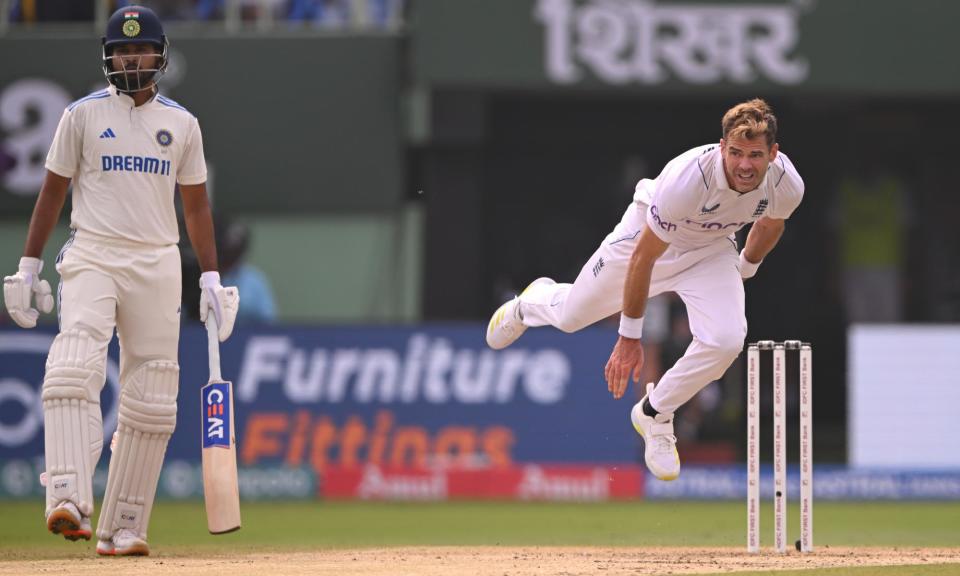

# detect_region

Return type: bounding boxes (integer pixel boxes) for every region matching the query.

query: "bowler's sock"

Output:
[642,398,659,418]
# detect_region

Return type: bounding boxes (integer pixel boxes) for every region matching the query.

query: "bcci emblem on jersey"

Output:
[156,129,173,147]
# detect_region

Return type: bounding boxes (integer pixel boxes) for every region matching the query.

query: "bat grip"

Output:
[206,317,222,382]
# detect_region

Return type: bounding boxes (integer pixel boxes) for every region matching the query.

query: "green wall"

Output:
[0,206,422,323]
[412,0,960,93]
[0,34,403,217]
[243,208,422,322]
[0,32,417,323]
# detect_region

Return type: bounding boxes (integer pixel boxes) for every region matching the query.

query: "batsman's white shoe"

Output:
[631,383,681,481]
[46,500,91,541]
[97,529,150,557]
[485,277,555,350]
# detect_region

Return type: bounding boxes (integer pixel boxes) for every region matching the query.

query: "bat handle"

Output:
[206,317,222,382]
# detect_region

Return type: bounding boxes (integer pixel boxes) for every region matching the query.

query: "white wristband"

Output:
[199,270,221,289]
[739,251,762,279]
[18,256,42,275]
[619,315,644,339]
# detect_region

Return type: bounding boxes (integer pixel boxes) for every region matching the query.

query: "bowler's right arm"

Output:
[605,226,670,399]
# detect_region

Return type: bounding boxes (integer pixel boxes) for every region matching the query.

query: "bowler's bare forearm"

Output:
[180,183,218,273]
[742,217,785,264]
[623,227,670,319]
[23,171,71,258]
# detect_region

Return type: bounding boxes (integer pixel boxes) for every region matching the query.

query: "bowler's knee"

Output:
[554,314,590,334]
[708,328,747,361]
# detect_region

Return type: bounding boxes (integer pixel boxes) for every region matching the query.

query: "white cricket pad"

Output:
[42,329,107,518]
[97,360,179,541]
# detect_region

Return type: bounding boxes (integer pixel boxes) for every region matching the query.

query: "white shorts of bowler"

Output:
[503,201,746,419]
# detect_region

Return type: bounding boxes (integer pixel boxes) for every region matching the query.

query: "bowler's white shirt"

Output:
[46,85,207,247]
[634,144,804,251]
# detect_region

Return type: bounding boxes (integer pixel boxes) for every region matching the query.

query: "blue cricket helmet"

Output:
[101,5,169,93]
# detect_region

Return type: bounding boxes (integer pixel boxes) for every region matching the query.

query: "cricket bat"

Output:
[202,317,242,534]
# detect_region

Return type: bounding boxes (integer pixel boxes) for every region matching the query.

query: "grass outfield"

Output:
[1,500,959,553]
[1,500,958,575]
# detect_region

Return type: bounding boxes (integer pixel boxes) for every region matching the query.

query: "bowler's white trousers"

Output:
[520,203,746,414]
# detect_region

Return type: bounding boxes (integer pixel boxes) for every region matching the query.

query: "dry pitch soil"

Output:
[2,546,960,575]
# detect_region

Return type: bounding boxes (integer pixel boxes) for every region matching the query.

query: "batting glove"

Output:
[199,271,239,341]
[3,257,55,329]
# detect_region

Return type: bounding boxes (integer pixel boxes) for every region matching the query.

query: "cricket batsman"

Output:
[2,5,239,556]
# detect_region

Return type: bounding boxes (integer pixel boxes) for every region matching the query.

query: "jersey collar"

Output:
[108,84,159,109]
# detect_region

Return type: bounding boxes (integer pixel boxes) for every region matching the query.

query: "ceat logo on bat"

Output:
[202,382,231,449]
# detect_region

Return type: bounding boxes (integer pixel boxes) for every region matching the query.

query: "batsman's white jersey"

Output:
[41,86,205,542]
[46,85,207,247]
[520,143,804,414]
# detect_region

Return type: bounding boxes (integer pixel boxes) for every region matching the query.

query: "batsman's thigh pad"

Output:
[42,329,108,518]
[97,360,179,541]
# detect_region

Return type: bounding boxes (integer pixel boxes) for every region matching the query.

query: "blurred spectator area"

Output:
[4,0,405,29]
